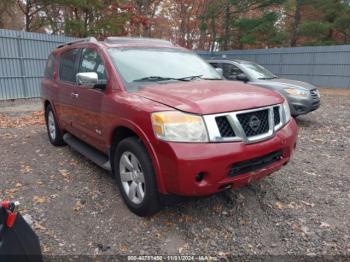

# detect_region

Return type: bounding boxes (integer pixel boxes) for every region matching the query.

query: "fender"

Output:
[107,118,167,194]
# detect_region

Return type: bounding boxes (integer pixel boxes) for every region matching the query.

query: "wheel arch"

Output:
[43,99,65,133]
[44,100,51,110]
[109,123,166,194]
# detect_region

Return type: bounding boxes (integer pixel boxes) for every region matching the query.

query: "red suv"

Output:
[41,37,298,216]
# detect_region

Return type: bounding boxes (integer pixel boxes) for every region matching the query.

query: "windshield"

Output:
[241,62,277,80]
[108,48,221,87]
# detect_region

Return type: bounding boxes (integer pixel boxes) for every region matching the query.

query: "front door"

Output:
[72,47,108,151]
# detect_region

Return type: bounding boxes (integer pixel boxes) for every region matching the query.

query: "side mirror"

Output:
[215,68,223,77]
[236,73,249,83]
[76,72,98,87]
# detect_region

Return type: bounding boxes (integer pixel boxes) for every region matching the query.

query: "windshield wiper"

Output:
[258,76,278,80]
[176,75,222,81]
[176,75,203,81]
[202,77,223,80]
[133,76,177,82]
[133,75,221,82]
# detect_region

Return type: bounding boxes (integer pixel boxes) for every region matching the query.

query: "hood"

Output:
[253,78,316,90]
[134,80,283,115]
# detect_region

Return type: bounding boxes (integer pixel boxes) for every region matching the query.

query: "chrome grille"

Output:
[236,109,269,137]
[203,104,284,144]
[310,89,320,99]
[273,106,281,125]
[216,116,235,137]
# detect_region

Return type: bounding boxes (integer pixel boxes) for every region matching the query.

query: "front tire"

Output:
[45,104,64,146]
[114,137,161,216]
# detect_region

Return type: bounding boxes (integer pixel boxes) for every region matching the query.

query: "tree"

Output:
[236,12,286,48]
[283,0,350,46]
[334,13,350,44]
[130,0,162,37]
[197,0,286,50]
[0,0,24,30]
[289,0,303,46]
[151,0,205,49]
[2,0,350,49]
[16,0,49,32]
[42,0,130,38]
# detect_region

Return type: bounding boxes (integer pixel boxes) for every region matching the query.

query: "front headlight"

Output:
[282,99,291,124]
[284,88,309,97]
[151,111,208,142]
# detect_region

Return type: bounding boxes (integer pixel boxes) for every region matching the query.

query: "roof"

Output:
[56,36,176,49]
[56,37,98,48]
[207,58,251,64]
[104,37,173,47]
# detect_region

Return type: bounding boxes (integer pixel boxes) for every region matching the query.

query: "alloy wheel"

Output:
[48,111,56,140]
[119,151,145,205]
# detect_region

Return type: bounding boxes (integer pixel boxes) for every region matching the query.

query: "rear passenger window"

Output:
[44,54,56,79]
[59,48,80,83]
[79,48,107,81]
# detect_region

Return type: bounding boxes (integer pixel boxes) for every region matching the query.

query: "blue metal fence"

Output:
[198,45,350,89]
[0,29,350,100]
[0,29,77,100]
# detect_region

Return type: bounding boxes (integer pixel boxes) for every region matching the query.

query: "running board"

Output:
[63,133,111,172]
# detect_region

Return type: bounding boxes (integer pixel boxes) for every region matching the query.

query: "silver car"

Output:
[208,59,320,116]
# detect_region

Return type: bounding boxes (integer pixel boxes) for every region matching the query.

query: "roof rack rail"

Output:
[104,37,173,46]
[57,37,98,48]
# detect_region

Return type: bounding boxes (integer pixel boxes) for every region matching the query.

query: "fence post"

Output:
[278,52,283,75]
[16,33,27,98]
[311,50,316,85]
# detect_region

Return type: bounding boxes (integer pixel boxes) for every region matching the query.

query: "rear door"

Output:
[57,48,81,131]
[41,53,58,107]
[72,47,108,151]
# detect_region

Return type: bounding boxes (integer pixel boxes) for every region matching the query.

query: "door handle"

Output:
[71,92,79,98]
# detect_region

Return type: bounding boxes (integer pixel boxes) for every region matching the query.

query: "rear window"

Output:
[44,54,56,79]
[59,48,80,83]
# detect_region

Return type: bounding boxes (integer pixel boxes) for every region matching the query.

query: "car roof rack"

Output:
[104,37,173,46]
[57,37,98,48]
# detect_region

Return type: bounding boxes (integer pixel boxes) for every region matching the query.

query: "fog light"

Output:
[195,172,205,182]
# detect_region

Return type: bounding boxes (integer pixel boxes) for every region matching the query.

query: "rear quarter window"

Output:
[44,54,56,79]
[59,48,80,83]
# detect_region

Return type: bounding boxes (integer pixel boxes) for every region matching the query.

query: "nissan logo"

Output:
[249,115,261,131]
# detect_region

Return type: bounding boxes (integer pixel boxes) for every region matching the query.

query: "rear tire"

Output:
[114,137,161,216]
[45,104,64,146]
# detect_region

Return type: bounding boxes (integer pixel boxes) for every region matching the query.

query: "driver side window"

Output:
[222,63,243,80]
[79,48,107,81]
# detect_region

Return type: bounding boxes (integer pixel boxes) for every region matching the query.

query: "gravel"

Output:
[0,88,349,258]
